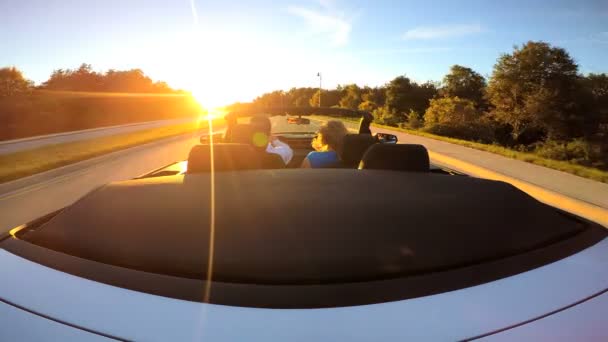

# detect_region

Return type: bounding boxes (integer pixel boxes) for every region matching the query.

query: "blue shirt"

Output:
[306,151,339,168]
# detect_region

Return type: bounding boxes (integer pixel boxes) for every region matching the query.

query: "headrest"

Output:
[227,124,256,144]
[226,124,269,149]
[260,152,285,169]
[359,144,430,172]
[340,134,377,168]
[187,144,261,173]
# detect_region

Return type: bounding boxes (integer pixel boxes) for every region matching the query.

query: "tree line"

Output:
[233,41,608,171]
[0,64,198,141]
[0,63,181,95]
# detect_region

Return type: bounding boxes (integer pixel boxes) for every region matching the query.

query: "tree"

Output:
[385,76,437,119]
[385,76,416,114]
[309,89,343,107]
[295,95,310,107]
[0,67,32,96]
[361,86,386,106]
[424,97,480,127]
[253,90,285,108]
[42,64,178,93]
[339,84,362,109]
[407,110,423,129]
[580,73,608,125]
[441,65,486,106]
[358,100,378,112]
[487,41,581,141]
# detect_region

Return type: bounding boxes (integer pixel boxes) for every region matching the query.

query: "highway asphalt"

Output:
[369,126,608,209]
[0,117,606,233]
[0,132,203,233]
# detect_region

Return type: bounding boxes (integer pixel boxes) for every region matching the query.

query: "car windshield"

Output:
[237,115,327,136]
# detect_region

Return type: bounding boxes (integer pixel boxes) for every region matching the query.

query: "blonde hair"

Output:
[317,120,349,152]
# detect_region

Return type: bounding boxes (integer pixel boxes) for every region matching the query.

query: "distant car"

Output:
[1,108,607,341]
[287,116,311,125]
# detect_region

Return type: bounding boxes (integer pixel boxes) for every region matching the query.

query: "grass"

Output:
[314,115,608,183]
[0,120,215,184]
[375,123,608,183]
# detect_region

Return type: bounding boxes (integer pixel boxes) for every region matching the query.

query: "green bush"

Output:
[534,139,606,168]
[372,106,405,127]
[358,100,378,112]
[0,91,201,140]
[534,139,593,165]
[407,110,423,129]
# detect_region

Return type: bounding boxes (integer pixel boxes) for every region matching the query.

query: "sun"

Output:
[190,87,226,111]
[193,97,227,123]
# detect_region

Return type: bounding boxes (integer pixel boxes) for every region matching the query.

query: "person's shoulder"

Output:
[306,151,324,158]
[307,151,337,160]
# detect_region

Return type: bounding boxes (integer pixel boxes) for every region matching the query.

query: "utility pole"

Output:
[317,72,322,107]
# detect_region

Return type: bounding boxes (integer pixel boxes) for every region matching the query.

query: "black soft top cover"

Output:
[24,170,590,284]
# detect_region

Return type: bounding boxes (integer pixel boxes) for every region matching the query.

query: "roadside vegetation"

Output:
[231,41,608,182]
[0,64,202,140]
[0,121,214,183]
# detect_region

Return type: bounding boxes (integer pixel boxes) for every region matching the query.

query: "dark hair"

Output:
[250,115,271,135]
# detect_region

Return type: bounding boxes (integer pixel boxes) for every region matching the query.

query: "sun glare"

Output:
[197,106,226,125]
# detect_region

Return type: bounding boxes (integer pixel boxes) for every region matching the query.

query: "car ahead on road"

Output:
[1,108,607,341]
[286,115,311,125]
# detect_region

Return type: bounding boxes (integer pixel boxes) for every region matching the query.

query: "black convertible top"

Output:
[6,169,606,308]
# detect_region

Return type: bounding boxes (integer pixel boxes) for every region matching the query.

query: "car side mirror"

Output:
[376,133,398,144]
[200,133,224,144]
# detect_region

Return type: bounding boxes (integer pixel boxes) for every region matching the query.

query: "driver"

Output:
[250,115,294,165]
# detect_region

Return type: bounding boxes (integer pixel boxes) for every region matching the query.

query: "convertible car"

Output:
[1,108,607,341]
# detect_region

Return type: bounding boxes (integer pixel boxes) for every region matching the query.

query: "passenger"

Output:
[301,120,349,168]
[249,115,294,165]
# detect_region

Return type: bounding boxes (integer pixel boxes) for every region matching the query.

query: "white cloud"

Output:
[402,24,483,40]
[288,6,352,46]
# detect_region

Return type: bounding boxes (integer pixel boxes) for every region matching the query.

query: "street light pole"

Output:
[317,72,322,107]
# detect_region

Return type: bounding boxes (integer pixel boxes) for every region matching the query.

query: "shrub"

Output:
[407,110,423,129]
[372,106,404,127]
[533,139,606,168]
[424,96,480,127]
[358,100,378,112]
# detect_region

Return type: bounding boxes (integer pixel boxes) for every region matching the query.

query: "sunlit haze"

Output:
[2,0,607,108]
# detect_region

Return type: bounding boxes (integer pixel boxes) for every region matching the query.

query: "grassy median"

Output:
[0,120,218,183]
[314,115,608,183]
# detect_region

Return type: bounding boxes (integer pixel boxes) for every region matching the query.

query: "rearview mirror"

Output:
[200,133,224,144]
[376,133,398,144]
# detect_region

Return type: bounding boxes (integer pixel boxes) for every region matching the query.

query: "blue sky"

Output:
[2,0,607,106]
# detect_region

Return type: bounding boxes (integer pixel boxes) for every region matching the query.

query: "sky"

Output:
[1,0,607,107]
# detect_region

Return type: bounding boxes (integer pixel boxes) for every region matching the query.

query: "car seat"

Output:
[359,144,430,172]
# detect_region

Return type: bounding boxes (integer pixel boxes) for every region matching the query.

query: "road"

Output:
[0,132,204,233]
[0,116,606,233]
[369,126,608,208]
[0,118,194,155]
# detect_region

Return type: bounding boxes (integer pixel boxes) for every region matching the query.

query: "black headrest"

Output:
[359,144,430,172]
[227,124,256,144]
[340,134,377,168]
[260,153,285,169]
[187,144,261,173]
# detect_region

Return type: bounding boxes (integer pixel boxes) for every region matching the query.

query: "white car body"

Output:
[1,237,607,341]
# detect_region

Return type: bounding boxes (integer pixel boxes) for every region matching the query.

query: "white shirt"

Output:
[266,139,294,165]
